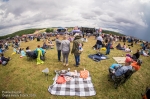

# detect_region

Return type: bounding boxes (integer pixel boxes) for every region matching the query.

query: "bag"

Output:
[2,61,7,66]
[56,75,66,84]
[80,69,89,79]
[78,42,83,54]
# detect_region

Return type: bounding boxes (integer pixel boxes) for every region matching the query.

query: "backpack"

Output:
[77,41,83,54]
[2,61,7,66]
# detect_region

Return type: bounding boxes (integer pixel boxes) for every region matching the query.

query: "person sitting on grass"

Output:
[125,47,131,52]
[132,49,140,61]
[16,47,21,54]
[116,43,125,50]
[1,53,10,66]
[42,41,49,49]
[0,48,3,54]
[20,48,26,57]
[123,43,126,49]
[47,39,54,49]
[26,46,31,52]
[128,42,133,47]
[143,51,149,57]
[131,59,142,71]
[148,48,150,55]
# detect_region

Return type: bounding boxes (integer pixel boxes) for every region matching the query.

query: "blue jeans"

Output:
[57,50,61,61]
[74,55,80,66]
[106,48,110,55]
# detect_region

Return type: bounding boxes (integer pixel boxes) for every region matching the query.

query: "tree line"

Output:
[0,28,124,40]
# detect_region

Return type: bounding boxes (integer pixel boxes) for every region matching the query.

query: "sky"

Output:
[0,0,150,41]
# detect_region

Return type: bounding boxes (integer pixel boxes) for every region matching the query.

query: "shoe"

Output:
[74,64,79,67]
[66,64,69,66]
[63,63,66,66]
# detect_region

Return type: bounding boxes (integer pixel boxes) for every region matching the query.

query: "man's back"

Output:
[115,66,132,76]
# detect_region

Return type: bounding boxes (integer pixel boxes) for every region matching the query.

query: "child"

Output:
[20,48,26,57]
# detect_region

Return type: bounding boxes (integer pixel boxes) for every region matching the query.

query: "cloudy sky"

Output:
[0,0,150,41]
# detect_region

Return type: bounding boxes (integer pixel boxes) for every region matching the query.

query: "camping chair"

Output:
[108,69,134,89]
[26,51,37,60]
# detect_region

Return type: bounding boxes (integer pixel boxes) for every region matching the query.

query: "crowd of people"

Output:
[0,28,150,80]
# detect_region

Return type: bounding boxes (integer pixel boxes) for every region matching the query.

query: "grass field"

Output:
[0,36,150,99]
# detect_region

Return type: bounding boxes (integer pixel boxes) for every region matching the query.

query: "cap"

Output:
[125,57,132,63]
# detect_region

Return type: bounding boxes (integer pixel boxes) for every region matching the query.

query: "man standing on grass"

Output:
[55,35,62,62]
[71,33,83,67]
[96,33,103,53]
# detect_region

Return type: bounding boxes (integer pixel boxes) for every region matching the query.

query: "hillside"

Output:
[0,27,125,40]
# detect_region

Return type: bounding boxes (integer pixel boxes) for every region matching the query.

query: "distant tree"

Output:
[50,28,54,32]
[45,28,51,33]
[0,28,42,40]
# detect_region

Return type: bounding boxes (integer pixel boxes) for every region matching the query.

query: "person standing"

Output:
[61,35,70,66]
[55,35,62,62]
[106,40,111,55]
[96,34,103,53]
[71,33,83,67]
[35,45,44,65]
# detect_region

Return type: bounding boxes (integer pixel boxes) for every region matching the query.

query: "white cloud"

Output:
[0,0,150,41]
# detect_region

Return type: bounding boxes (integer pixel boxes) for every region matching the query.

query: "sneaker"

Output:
[74,64,79,67]
[66,64,69,66]
[63,63,66,66]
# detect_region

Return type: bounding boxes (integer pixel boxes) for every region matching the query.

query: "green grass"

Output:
[0,36,150,99]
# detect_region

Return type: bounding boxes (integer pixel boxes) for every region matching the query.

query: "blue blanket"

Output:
[88,53,108,62]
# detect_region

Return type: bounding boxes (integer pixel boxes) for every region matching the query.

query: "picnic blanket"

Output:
[48,72,96,96]
[88,53,108,62]
[113,57,126,64]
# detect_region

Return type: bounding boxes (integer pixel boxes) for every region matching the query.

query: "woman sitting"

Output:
[116,43,125,50]
[125,47,131,52]
[1,53,10,66]
[26,46,31,52]
[132,49,140,61]
[20,48,26,57]
[47,40,54,49]
[42,42,49,49]
[25,46,37,59]
[143,51,149,57]
[123,43,126,49]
